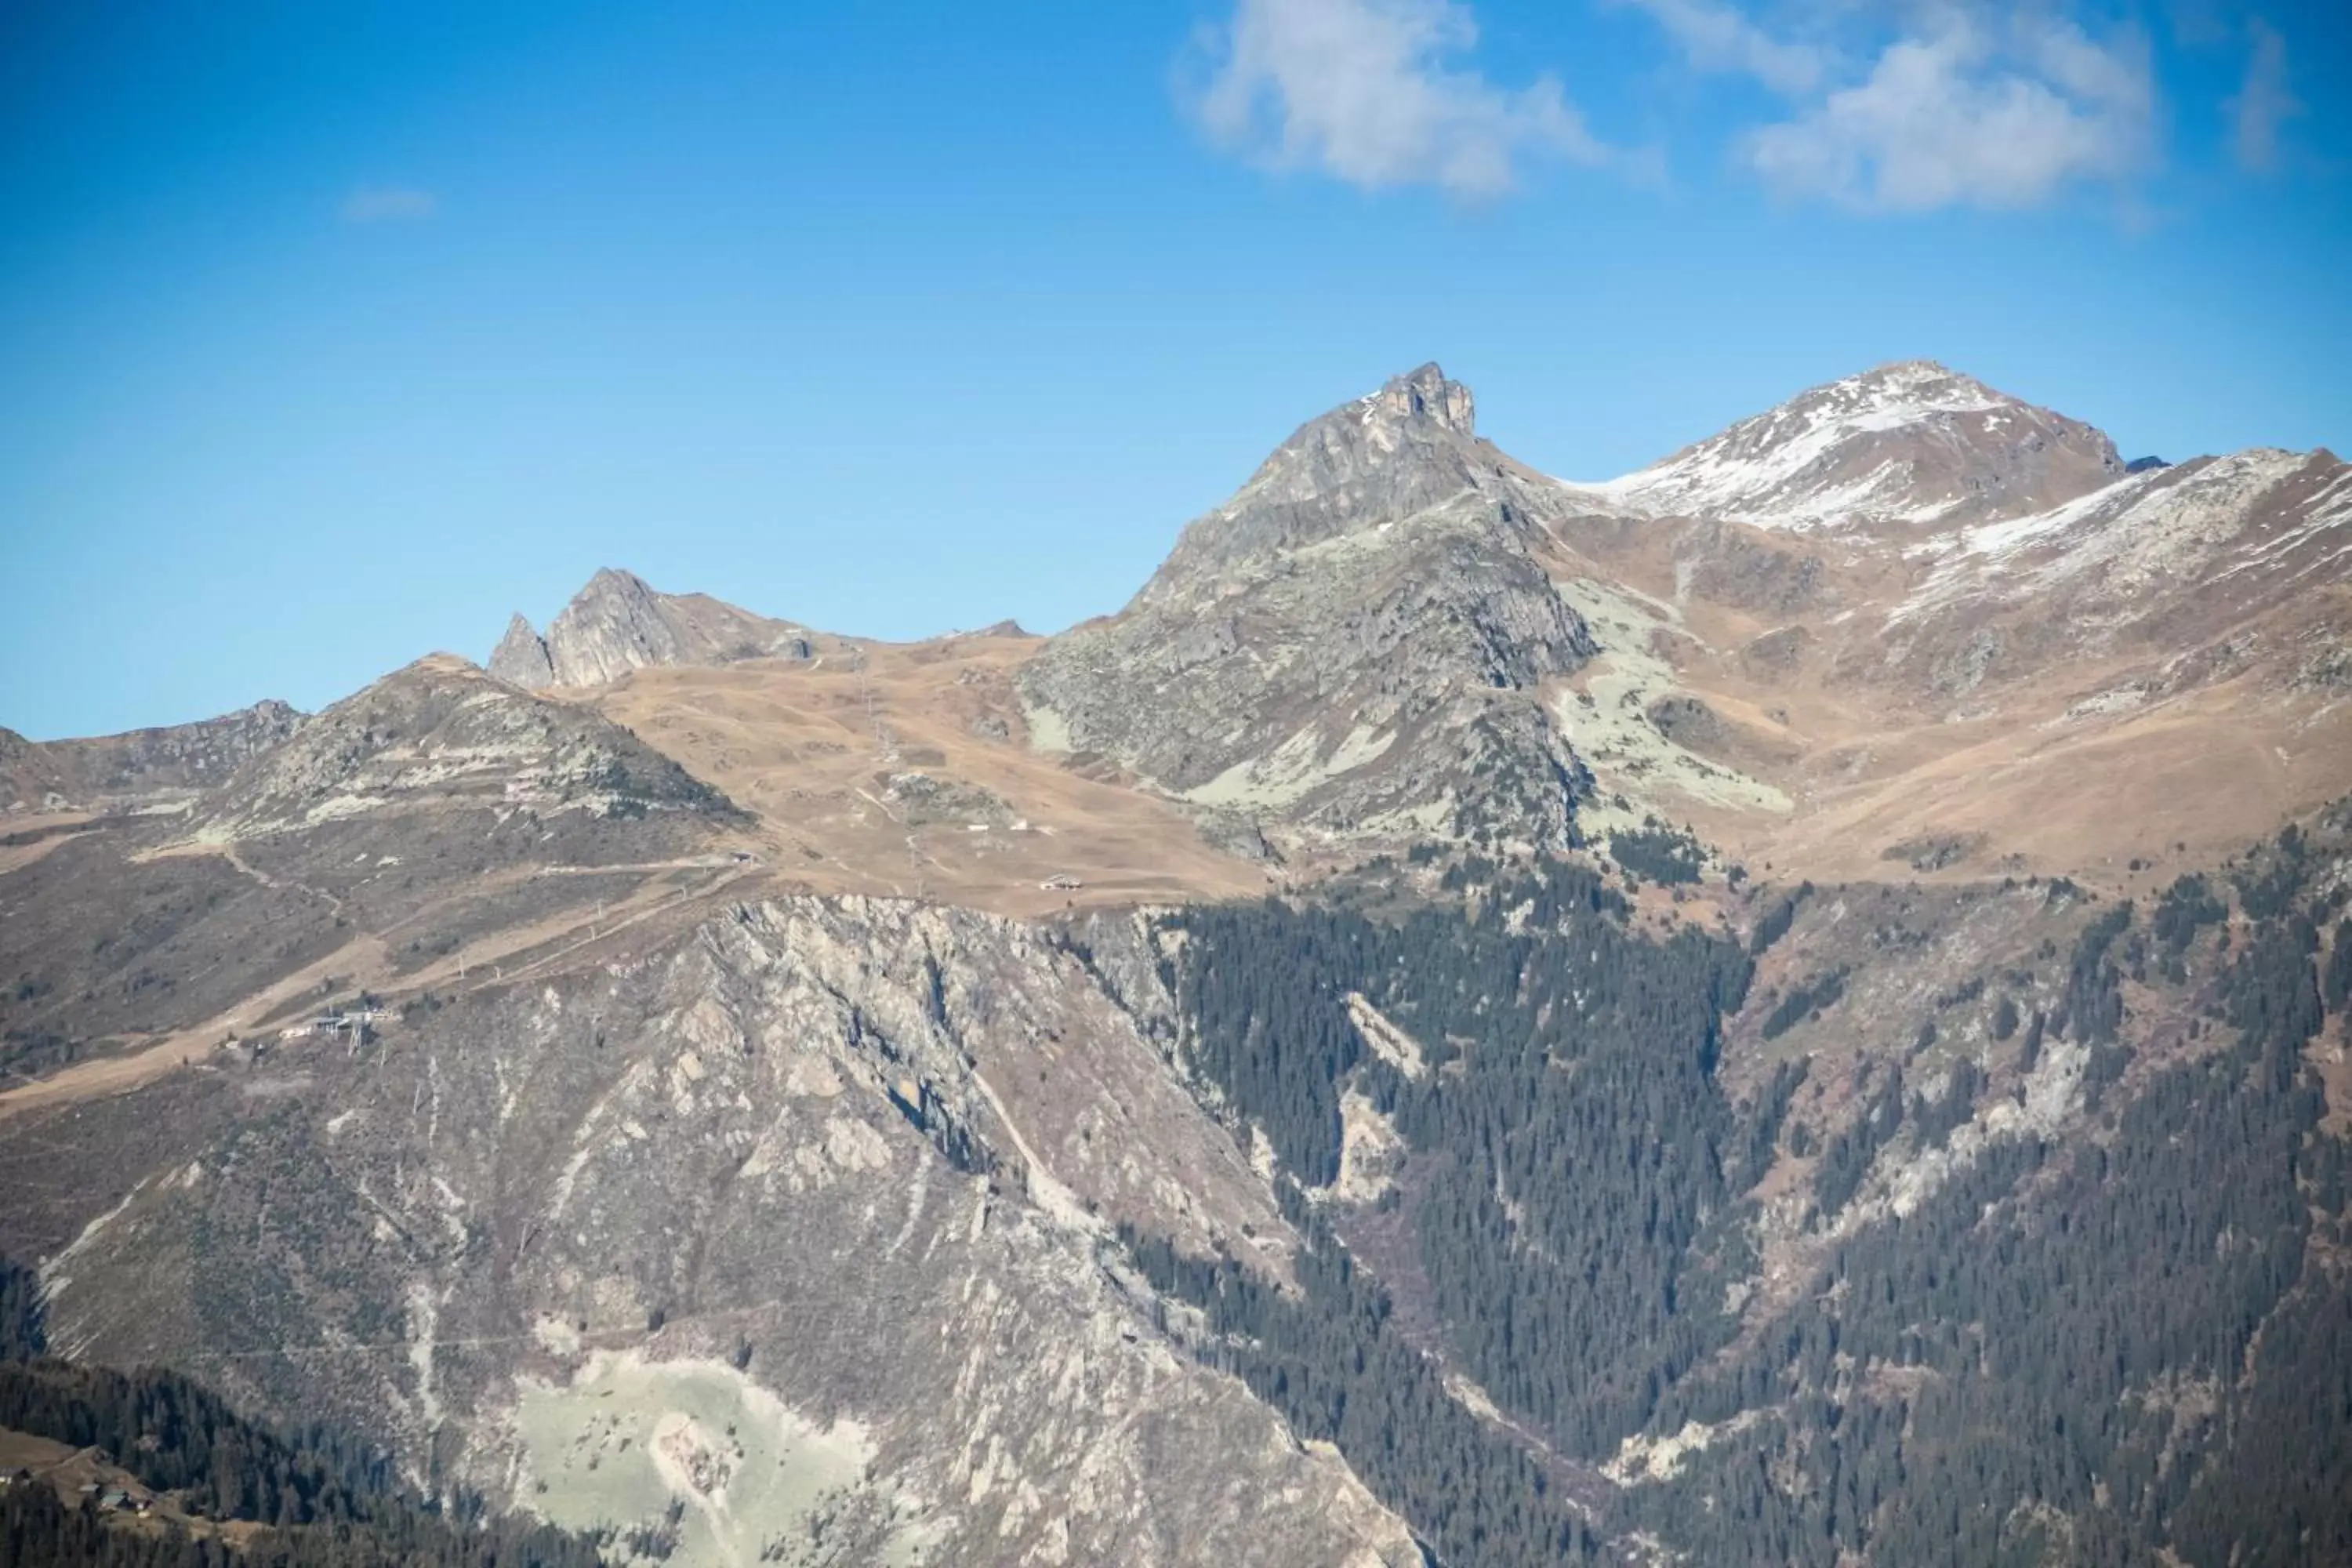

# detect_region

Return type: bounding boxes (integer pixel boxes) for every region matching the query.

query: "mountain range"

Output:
[2,360,2348,1567]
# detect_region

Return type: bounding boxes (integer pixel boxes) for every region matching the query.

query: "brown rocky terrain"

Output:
[572,633,1272,916]
[2,357,2347,1567]
[0,651,1413,1566]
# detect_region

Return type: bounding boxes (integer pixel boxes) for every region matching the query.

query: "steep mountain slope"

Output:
[0,655,754,1112]
[3,356,2350,1568]
[1021,365,1596,854]
[574,633,1272,914]
[1143,826,2352,1566]
[2,895,1424,1567]
[1882,441,2352,691]
[492,568,819,689]
[0,700,303,815]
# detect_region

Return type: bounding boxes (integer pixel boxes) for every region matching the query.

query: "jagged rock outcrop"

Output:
[1022,365,1597,852]
[491,569,815,690]
[487,613,555,688]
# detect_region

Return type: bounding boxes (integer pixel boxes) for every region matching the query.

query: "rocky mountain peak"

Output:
[1839,357,1988,401]
[1585,359,2125,532]
[1373,361,1476,436]
[1142,365,1522,589]
[488,613,555,689]
[488,570,814,691]
[205,652,738,837]
[542,568,685,683]
[1022,361,1595,851]
[575,565,660,607]
[1301,362,1478,461]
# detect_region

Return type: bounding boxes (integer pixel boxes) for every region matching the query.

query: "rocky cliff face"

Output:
[6,894,1419,1568]
[491,569,815,690]
[1022,365,1597,854]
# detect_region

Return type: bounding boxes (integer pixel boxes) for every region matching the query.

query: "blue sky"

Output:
[2,0,2346,739]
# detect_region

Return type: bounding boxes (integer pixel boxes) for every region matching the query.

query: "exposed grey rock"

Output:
[201,653,740,840]
[1739,625,1812,680]
[488,613,554,689]
[1880,831,1988,872]
[1021,365,1596,851]
[494,568,816,689]
[883,769,1014,826]
[1191,808,1277,862]
[1,699,306,814]
[0,726,64,815]
[9,895,1419,1568]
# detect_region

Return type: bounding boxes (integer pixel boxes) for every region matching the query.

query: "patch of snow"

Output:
[1566,362,2023,531]
[1894,448,2336,626]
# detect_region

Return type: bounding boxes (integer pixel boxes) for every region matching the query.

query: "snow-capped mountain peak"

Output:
[1574,360,2125,533]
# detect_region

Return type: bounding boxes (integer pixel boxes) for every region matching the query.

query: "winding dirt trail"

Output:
[0,933,384,1122]
[0,857,754,1124]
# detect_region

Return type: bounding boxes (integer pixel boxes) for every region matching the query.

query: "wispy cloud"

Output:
[341,185,438,225]
[1730,12,2157,212]
[1607,0,1826,94]
[1189,0,1614,198]
[2227,18,2301,172]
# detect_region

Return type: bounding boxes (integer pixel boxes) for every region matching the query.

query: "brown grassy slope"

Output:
[575,633,1271,916]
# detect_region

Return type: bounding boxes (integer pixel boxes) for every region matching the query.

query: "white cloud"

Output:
[341,185,438,225]
[1190,0,1613,197]
[1741,14,2155,211]
[2227,18,2300,172]
[1609,0,1827,93]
